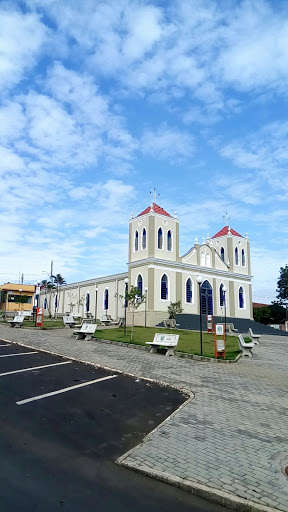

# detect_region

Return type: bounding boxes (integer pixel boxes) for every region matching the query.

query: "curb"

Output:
[115,459,280,512]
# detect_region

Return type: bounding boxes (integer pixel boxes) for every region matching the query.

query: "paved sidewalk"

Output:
[0,324,288,512]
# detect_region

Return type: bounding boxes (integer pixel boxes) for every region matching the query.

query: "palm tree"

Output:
[53,274,66,318]
[41,279,56,318]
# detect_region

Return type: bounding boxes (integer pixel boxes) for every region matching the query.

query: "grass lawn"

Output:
[0,318,64,329]
[94,326,241,360]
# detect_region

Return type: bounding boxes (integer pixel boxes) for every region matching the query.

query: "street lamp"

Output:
[19,288,22,312]
[124,278,129,335]
[222,285,227,337]
[144,286,148,327]
[95,287,98,321]
[196,275,204,356]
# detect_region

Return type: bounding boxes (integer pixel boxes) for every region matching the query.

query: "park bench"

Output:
[163,318,180,329]
[73,318,94,332]
[63,315,76,328]
[227,323,238,334]
[100,315,112,326]
[249,327,261,345]
[74,323,97,340]
[146,333,179,356]
[10,315,24,328]
[238,334,254,357]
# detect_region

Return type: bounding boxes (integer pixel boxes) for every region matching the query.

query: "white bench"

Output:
[227,323,238,334]
[63,315,76,328]
[100,315,112,326]
[10,315,24,328]
[74,323,97,340]
[146,333,179,356]
[249,328,261,345]
[163,318,180,329]
[238,334,254,357]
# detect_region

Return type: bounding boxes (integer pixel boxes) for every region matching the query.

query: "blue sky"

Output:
[1,0,288,303]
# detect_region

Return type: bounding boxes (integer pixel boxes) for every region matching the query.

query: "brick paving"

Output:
[0,323,288,511]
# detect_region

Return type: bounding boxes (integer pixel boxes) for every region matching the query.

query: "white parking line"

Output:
[0,352,37,358]
[0,344,10,347]
[0,360,71,377]
[16,374,118,405]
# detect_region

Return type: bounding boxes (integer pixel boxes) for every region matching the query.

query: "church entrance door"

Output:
[201,280,213,315]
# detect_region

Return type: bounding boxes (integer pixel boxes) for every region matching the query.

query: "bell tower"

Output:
[128,201,180,264]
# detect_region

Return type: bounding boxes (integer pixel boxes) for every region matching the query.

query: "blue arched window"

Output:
[137,274,143,295]
[135,230,139,251]
[161,274,168,300]
[220,284,224,307]
[44,297,47,309]
[239,287,244,308]
[167,230,172,251]
[235,247,239,265]
[86,292,90,313]
[142,228,146,250]
[158,228,163,249]
[186,278,192,303]
[200,280,213,315]
[242,249,245,266]
[220,247,225,262]
[104,289,109,311]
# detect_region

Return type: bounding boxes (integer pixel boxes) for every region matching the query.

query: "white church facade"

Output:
[40,202,253,325]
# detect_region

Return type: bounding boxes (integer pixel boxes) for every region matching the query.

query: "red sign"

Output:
[214,323,225,359]
[207,314,213,332]
[36,307,44,327]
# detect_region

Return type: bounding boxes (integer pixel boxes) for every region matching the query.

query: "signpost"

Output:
[214,323,225,359]
[207,314,213,332]
[35,307,44,327]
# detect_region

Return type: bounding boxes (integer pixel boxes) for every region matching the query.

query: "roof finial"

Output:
[150,188,160,204]
[223,212,231,226]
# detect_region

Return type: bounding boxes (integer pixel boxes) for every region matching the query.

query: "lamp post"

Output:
[95,287,98,321]
[19,288,22,312]
[144,286,148,327]
[196,275,204,356]
[124,278,129,335]
[222,285,227,337]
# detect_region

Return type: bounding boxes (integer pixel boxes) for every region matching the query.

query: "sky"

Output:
[1,0,288,303]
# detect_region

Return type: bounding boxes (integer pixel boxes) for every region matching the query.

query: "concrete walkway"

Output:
[0,324,287,512]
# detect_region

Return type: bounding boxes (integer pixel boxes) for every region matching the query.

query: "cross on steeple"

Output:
[150,188,160,203]
[223,212,231,226]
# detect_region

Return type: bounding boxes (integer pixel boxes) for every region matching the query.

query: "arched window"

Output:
[200,280,213,315]
[186,278,192,303]
[239,287,244,309]
[142,228,146,250]
[135,230,139,251]
[85,291,90,313]
[104,289,109,311]
[220,247,225,262]
[44,297,47,309]
[220,284,224,307]
[235,247,239,265]
[158,228,163,249]
[137,274,143,295]
[167,230,172,251]
[161,274,168,300]
[242,249,245,266]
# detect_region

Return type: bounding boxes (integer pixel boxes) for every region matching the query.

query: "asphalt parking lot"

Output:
[0,340,227,512]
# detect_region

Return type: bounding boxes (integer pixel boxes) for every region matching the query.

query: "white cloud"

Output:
[0,5,48,93]
[141,125,195,162]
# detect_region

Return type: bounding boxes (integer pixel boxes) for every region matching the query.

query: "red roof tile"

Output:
[212,226,243,238]
[137,203,172,218]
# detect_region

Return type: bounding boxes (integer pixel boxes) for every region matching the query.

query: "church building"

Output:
[40,201,253,325]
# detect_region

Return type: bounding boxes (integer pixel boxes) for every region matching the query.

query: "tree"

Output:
[41,279,55,318]
[53,274,66,318]
[115,285,145,341]
[167,300,183,319]
[276,265,288,304]
[253,306,271,325]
